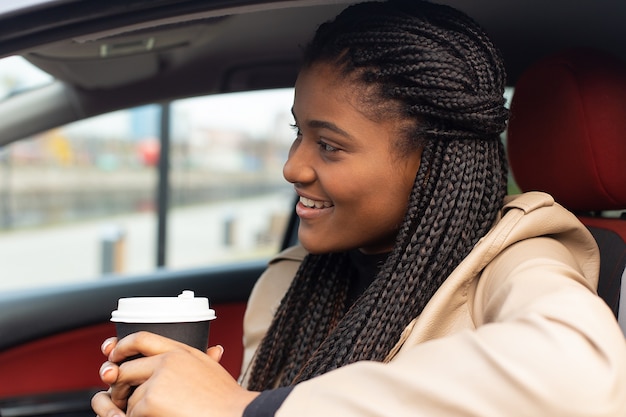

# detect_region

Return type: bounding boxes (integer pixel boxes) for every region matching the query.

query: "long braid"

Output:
[248,0,509,390]
[248,253,352,388]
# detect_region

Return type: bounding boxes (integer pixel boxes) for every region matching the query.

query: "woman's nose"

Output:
[283,139,316,185]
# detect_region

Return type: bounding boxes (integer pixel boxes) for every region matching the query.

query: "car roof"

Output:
[0,0,625,146]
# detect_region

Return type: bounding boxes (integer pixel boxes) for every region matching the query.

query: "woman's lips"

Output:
[295,196,334,219]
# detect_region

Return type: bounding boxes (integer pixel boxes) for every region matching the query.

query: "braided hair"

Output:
[247,0,509,390]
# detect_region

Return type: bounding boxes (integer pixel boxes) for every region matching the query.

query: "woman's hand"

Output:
[91,332,259,417]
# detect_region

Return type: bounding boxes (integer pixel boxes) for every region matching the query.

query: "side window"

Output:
[0,89,295,292]
[167,91,295,268]
[502,86,521,195]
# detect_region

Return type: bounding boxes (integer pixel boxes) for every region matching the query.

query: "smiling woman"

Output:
[0,1,625,416]
[90,2,626,417]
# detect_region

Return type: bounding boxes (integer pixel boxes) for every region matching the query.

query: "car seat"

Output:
[506,47,626,335]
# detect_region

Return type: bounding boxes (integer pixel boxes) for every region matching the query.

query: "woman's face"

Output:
[284,62,422,254]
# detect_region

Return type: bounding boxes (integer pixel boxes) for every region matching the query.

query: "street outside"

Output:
[0,192,293,292]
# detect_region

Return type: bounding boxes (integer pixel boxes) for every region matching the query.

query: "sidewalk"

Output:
[0,193,292,292]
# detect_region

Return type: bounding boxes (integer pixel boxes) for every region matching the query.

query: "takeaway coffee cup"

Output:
[111,290,217,351]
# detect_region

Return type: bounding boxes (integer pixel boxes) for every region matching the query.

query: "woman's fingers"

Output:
[123,348,256,417]
[99,361,119,385]
[108,331,193,363]
[107,355,161,410]
[116,356,155,386]
[101,337,118,356]
[98,340,259,417]
[92,390,126,417]
[98,333,235,417]
[207,345,224,362]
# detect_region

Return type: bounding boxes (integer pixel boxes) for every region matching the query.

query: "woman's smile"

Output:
[295,195,335,220]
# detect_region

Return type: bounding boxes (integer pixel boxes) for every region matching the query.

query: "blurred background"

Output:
[0,56,296,291]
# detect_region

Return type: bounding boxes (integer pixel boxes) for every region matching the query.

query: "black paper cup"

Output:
[115,321,211,351]
[111,290,216,352]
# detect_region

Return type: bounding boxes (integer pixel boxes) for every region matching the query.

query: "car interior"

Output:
[0,1,624,416]
[506,46,626,333]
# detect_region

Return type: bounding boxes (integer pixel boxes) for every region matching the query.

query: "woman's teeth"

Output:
[300,196,333,209]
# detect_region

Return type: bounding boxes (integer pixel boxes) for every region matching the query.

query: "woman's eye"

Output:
[317,140,338,153]
[290,123,302,137]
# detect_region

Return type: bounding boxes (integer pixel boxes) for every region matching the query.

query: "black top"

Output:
[345,248,389,307]
[242,249,389,417]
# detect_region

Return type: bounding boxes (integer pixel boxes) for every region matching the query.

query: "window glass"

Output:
[502,86,521,195]
[0,56,53,101]
[0,89,296,292]
[0,107,159,291]
[167,90,295,268]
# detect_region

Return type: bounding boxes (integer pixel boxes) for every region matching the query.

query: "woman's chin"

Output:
[298,233,334,255]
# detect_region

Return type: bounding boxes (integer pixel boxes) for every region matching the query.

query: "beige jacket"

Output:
[240,192,626,416]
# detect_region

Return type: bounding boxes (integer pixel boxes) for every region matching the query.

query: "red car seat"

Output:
[507,47,626,334]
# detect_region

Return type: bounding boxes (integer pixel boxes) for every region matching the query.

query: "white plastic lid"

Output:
[111,290,217,323]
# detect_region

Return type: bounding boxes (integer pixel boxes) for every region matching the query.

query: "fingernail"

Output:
[99,364,114,378]
[101,339,114,354]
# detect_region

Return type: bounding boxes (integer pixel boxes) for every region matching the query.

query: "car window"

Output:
[0,89,295,292]
[167,91,295,269]
[0,56,53,101]
[502,86,520,195]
